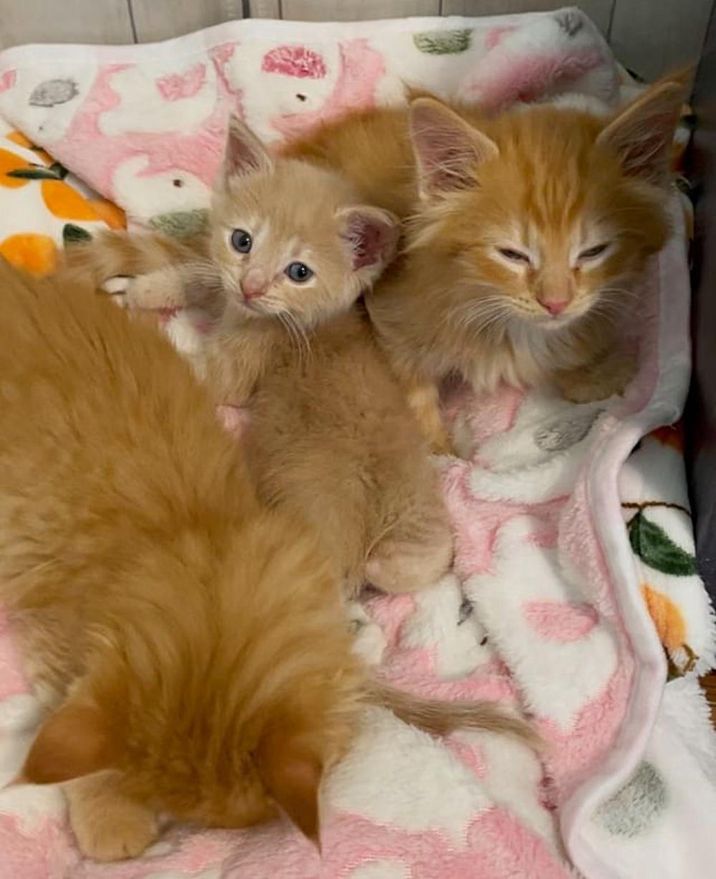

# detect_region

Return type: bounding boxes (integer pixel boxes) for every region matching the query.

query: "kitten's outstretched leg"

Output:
[62,229,199,287]
[65,772,158,861]
[555,349,637,403]
[61,229,221,316]
[118,267,194,311]
[102,265,224,336]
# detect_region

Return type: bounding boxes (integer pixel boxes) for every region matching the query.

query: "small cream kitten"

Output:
[65,116,453,597]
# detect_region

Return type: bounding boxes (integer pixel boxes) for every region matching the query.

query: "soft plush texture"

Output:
[0,8,713,879]
[0,8,619,229]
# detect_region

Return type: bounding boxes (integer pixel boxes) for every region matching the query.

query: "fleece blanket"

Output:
[0,8,714,879]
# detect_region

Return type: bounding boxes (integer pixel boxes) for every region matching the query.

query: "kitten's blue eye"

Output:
[230,229,252,254]
[285,262,313,283]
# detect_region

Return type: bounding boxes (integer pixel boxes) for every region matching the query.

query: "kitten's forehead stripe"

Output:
[253,220,270,250]
[285,236,303,260]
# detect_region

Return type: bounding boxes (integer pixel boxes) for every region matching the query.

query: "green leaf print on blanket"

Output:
[413,29,472,55]
[595,761,668,837]
[149,209,208,239]
[62,223,92,246]
[7,161,68,182]
[628,510,697,576]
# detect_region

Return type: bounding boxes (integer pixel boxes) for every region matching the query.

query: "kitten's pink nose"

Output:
[540,298,569,316]
[241,270,267,301]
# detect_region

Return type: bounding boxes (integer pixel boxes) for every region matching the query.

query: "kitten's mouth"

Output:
[533,307,585,329]
[235,296,265,316]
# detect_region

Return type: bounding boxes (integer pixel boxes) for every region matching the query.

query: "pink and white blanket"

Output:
[0,8,714,879]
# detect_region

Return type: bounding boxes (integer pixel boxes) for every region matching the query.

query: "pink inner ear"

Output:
[353,222,382,270]
[226,136,262,176]
[224,118,270,177]
[597,82,685,183]
[343,214,395,271]
[621,109,675,175]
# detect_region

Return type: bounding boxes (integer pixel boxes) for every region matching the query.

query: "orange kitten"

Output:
[66,117,453,596]
[0,262,534,859]
[285,77,686,451]
[0,259,364,859]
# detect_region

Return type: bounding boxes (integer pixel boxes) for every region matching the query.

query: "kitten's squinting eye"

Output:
[497,247,532,265]
[285,262,314,283]
[578,243,610,261]
[230,229,252,254]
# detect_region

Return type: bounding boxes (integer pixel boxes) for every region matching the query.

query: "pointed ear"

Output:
[255,728,323,844]
[596,78,687,185]
[337,205,400,274]
[23,701,119,784]
[223,115,273,180]
[409,97,499,199]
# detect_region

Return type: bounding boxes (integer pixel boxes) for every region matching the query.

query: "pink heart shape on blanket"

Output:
[523,600,598,642]
[262,45,327,79]
[156,63,207,101]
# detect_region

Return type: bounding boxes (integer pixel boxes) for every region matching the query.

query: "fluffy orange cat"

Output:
[284,76,686,451]
[66,117,452,596]
[0,259,363,859]
[0,261,534,861]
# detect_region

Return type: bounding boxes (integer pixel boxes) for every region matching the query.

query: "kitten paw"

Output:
[100,273,172,312]
[429,430,457,456]
[100,275,133,305]
[67,776,158,862]
[72,801,158,862]
[556,354,637,404]
[367,529,453,594]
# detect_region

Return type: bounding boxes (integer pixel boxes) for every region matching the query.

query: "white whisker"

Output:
[276,309,312,368]
[447,295,514,339]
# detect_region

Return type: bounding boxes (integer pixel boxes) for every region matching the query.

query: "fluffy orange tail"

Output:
[368,681,542,748]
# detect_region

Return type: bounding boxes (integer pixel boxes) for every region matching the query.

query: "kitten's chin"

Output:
[536,315,574,331]
[529,309,588,331]
[511,311,567,331]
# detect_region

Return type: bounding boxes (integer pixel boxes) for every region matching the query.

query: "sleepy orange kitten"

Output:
[67,116,452,596]
[0,262,534,861]
[284,77,686,452]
